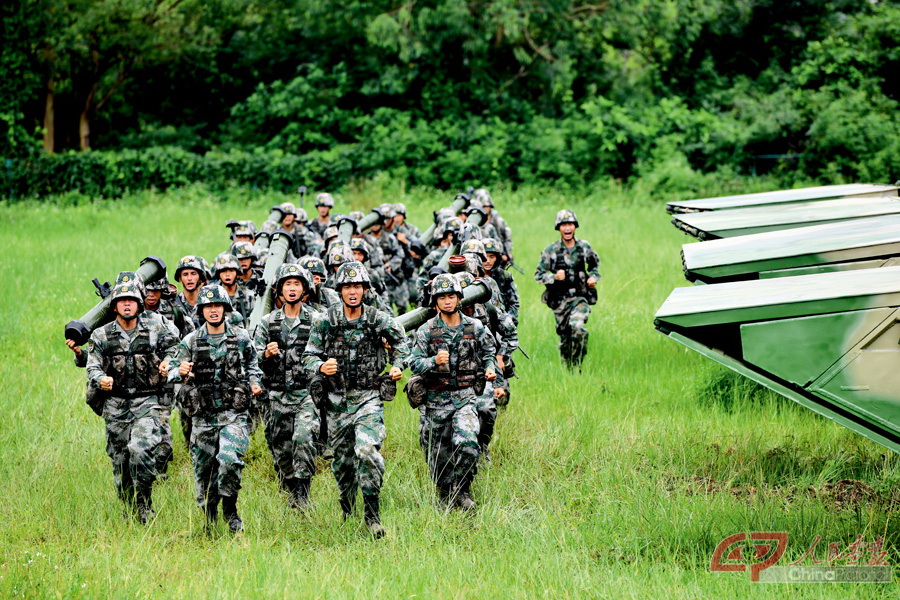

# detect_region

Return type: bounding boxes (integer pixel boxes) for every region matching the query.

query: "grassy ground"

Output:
[1,183,898,598]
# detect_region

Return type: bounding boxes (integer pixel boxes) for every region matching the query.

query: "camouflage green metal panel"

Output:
[682,215,900,282]
[759,257,900,279]
[667,184,898,214]
[654,266,900,328]
[254,207,287,250]
[246,230,292,332]
[64,256,166,346]
[420,194,470,246]
[672,197,900,240]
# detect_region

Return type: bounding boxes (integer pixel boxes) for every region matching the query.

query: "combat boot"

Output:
[204,495,219,525]
[363,494,386,539]
[221,495,243,533]
[339,494,355,521]
[136,484,156,524]
[292,478,311,511]
[453,480,476,512]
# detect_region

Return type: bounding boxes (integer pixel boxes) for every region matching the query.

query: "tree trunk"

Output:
[43,79,55,154]
[79,81,96,151]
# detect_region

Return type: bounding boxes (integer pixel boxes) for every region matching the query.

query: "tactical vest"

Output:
[425,319,479,390]
[263,310,313,392]
[99,326,162,398]
[191,331,246,413]
[324,305,385,390]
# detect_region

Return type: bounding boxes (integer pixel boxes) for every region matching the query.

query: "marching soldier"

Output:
[85,281,180,523]
[534,210,600,368]
[301,262,409,538]
[168,284,263,533]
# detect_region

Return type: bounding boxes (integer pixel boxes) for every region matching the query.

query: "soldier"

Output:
[301,262,409,538]
[482,238,520,326]
[298,255,340,310]
[168,284,263,533]
[231,241,264,296]
[473,188,514,264]
[213,253,255,324]
[367,204,406,313]
[253,264,321,509]
[407,274,497,510]
[308,192,335,237]
[534,209,600,368]
[174,255,209,329]
[85,282,180,523]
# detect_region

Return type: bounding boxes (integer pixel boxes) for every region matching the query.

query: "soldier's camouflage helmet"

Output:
[349,237,370,260]
[430,273,463,301]
[174,256,209,283]
[315,192,335,208]
[482,238,503,256]
[555,209,579,229]
[299,256,327,278]
[327,244,355,268]
[275,263,313,295]
[233,220,257,238]
[145,275,171,292]
[323,226,340,242]
[455,271,475,289]
[231,241,257,261]
[279,202,297,217]
[374,203,396,220]
[111,281,144,312]
[214,253,241,275]
[334,261,370,288]
[296,207,309,223]
[348,211,365,221]
[196,283,233,312]
[260,219,279,233]
[473,188,493,207]
[460,239,487,261]
[115,271,145,295]
[435,216,463,240]
[393,202,407,216]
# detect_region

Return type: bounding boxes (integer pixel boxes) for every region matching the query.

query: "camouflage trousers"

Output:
[327,390,385,498]
[551,296,591,365]
[420,390,480,492]
[158,408,174,473]
[474,382,497,458]
[190,411,249,507]
[264,393,320,482]
[104,411,165,502]
[406,277,420,306]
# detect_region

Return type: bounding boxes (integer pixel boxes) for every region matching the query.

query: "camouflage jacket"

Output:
[302,304,410,394]
[227,284,256,324]
[238,267,266,297]
[365,231,404,275]
[307,218,332,237]
[487,268,520,324]
[167,322,262,423]
[409,314,497,407]
[85,312,180,420]
[534,238,601,299]
[148,297,195,338]
[395,222,421,239]
[253,304,320,400]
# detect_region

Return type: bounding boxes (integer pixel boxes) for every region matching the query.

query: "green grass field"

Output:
[1,184,898,598]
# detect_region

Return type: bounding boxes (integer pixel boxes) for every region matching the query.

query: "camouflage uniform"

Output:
[534,212,600,366]
[301,267,409,527]
[253,302,320,500]
[86,307,179,516]
[408,284,497,506]
[366,228,406,312]
[168,315,261,522]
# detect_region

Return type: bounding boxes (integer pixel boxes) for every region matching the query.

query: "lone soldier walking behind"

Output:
[302,261,409,538]
[407,274,497,510]
[534,210,600,368]
[85,280,180,523]
[253,264,320,510]
[168,283,263,533]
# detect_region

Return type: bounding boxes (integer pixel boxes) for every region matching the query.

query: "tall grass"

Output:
[1,183,897,598]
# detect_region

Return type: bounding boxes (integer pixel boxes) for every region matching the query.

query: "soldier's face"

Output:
[180,269,201,292]
[218,269,237,286]
[145,290,161,308]
[202,303,225,326]
[352,250,365,262]
[370,224,382,234]
[282,214,295,228]
[559,223,576,240]
[115,299,139,320]
[393,214,404,226]
[282,278,305,304]
[436,293,459,314]
[484,253,498,270]
[317,206,330,217]
[236,235,253,244]
[340,283,364,307]
[238,258,252,273]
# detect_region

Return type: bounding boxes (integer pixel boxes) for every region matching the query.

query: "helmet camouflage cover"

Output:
[393,202,406,215]
[315,192,335,208]
[335,261,371,287]
[299,255,327,278]
[555,209,579,229]
[174,255,209,283]
[111,281,144,312]
[275,263,313,295]
[349,237,370,260]
[145,275,171,291]
[196,283,233,311]
[231,241,257,261]
[214,253,241,275]
[473,188,493,207]
[323,225,340,242]
[296,207,309,223]
[482,238,502,256]
[327,244,355,268]
[460,238,487,261]
[430,273,463,301]
[279,202,297,217]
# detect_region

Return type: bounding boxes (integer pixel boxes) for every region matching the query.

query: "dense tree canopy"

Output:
[3,0,899,194]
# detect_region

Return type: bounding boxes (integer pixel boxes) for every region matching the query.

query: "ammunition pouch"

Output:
[308,373,330,410]
[473,375,486,397]
[378,374,397,403]
[230,383,249,411]
[177,380,202,418]
[404,375,427,409]
[86,380,107,417]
